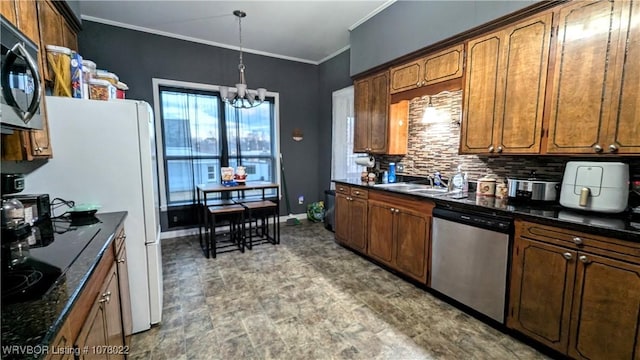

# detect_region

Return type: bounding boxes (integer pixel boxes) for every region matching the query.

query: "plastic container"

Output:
[82,60,96,76]
[388,163,396,183]
[115,81,128,99]
[88,78,114,100]
[95,70,119,85]
[45,45,72,97]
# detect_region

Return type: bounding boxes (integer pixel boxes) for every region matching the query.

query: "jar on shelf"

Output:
[45,45,72,97]
[95,70,119,86]
[88,78,115,101]
[115,81,128,99]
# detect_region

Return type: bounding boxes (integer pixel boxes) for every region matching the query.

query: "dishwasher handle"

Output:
[433,207,512,234]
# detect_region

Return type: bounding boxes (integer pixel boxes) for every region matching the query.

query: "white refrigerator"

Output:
[23,96,163,334]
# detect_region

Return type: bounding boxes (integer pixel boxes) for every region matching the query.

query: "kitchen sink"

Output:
[407,188,449,195]
[374,182,449,195]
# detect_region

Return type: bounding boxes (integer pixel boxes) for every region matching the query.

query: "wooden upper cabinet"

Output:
[545,0,638,155]
[461,33,502,154]
[15,0,39,44]
[390,44,464,94]
[62,20,77,51]
[461,12,552,155]
[607,0,640,154]
[0,1,17,25]
[353,70,390,154]
[568,253,640,360]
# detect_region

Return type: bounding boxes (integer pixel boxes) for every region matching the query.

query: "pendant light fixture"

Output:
[219,10,266,109]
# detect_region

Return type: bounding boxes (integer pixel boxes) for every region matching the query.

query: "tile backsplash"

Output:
[375,90,639,182]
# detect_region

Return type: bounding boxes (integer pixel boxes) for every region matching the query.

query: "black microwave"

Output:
[1,15,42,131]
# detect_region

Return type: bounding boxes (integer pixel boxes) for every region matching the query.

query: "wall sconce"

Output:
[292,128,303,141]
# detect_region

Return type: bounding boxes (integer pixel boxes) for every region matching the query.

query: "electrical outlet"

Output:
[298,195,304,204]
[397,163,405,172]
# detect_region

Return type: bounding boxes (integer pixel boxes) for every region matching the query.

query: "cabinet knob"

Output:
[608,144,618,153]
[355,191,360,195]
[593,144,603,153]
[416,81,421,87]
[488,145,495,153]
[35,147,42,152]
[395,209,399,213]
[390,208,395,212]
[497,146,503,153]
[579,255,590,264]
[99,291,112,304]
[573,237,583,245]
[339,187,344,191]
[117,258,126,263]
[563,252,573,260]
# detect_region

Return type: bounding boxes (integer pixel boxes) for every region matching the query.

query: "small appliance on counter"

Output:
[560,161,629,214]
[507,171,561,203]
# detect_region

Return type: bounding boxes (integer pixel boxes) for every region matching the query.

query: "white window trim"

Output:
[152,78,281,211]
[331,85,356,190]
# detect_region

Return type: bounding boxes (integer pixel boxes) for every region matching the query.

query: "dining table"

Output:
[196,181,280,257]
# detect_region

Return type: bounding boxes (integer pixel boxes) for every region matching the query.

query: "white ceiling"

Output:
[79,1,394,64]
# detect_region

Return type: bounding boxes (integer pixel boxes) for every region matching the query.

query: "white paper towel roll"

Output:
[355,156,375,167]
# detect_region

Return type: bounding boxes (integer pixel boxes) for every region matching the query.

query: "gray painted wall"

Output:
[317,49,352,196]
[349,0,537,76]
[78,21,320,221]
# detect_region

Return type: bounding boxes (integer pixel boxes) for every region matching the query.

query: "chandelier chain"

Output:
[238,14,243,70]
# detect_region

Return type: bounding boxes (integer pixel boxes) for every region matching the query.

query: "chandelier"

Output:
[219,10,266,109]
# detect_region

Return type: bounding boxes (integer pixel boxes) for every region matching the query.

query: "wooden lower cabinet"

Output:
[116,241,133,342]
[334,186,368,253]
[76,265,124,360]
[368,191,433,283]
[508,219,640,359]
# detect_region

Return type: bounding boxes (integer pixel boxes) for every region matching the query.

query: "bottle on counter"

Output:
[388,163,396,183]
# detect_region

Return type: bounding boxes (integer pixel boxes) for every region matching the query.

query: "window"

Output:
[154,80,279,208]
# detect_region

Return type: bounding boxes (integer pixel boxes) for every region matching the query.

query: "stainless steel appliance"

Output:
[1,16,42,131]
[507,177,560,203]
[431,208,511,323]
[560,161,629,213]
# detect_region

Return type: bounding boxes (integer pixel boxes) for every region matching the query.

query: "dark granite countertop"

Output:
[333,178,640,242]
[1,211,127,360]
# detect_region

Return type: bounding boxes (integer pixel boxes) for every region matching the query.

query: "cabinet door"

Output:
[0,1,17,25]
[46,322,73,360]
[62,20,77,51]
[367,200,394,266]
[507,238,576,354]
[349,198,368,253]
[15,0,39,43]
[75,298,108,360]
[546,0,621,154]
[353,79,370,153]
[335,193,350,244]
[422,44,464,86]
[116,243,133,341]
[390,59,422,94]
[103,266,124,359]
[368,71,389,153]
[37,0,64,82]
[394,207,429,283]
[461,32,502,154]
[499,13,552,154]
[568,253,640,360]
[607,0,640,154]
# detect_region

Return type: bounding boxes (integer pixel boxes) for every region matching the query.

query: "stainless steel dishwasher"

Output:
[431,207,512,323]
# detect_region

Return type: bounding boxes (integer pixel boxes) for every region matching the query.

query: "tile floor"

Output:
[128,221,548,360]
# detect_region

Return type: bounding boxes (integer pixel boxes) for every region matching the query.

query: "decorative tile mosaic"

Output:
[376,90,639,183]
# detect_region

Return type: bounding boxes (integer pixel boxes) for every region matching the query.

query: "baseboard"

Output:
[159,212,308,240]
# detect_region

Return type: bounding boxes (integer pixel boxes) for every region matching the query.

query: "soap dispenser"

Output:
[451,165,465,193]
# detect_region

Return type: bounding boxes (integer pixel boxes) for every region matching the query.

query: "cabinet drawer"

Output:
[335,184,350,195]
[516,220,640,264]
[350,188,368,199]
